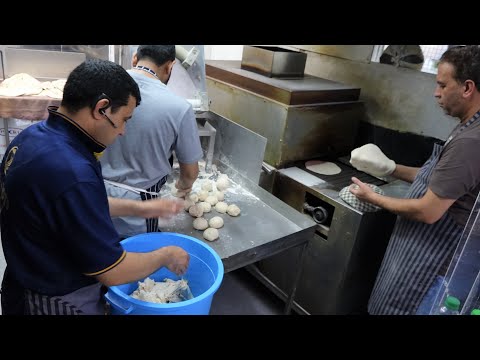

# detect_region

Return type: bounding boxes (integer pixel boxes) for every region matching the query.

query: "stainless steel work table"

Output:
[155,111,315,314]
[159,164,316,314]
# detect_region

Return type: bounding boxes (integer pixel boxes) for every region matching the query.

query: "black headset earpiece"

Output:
[94,93,112,114]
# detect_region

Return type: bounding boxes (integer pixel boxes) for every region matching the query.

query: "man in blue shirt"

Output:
[0,59,189,315]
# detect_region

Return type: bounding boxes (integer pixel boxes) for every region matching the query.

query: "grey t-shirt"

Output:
[100,71,203,236]
[429,119,480,226]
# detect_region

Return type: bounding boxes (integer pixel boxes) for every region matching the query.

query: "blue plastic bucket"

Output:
[105,232,224,315]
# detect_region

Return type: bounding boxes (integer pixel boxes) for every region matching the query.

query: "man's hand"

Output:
[350,143,396,177]
[137,198,184,219]
[175,180,192,198]
[164,246,190,275]
[349,177,376,202]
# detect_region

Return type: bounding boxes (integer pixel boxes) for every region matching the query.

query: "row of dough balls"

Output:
[184,190,224,210]
[193,217,223,241]
[200,175,230,192]
[187,202,241,218]
[191,203,240,242]
[174,175,230,199]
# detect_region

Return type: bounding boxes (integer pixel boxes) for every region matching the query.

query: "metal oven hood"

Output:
[206,60,364,170]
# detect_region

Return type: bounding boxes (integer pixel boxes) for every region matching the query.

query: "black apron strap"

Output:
[140,175,169,232]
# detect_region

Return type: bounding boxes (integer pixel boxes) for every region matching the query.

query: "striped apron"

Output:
[368,142,464,315]
[25,283,107,315]
[104,175,168,233]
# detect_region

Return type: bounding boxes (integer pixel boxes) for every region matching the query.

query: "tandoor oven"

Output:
[253,158,407,314]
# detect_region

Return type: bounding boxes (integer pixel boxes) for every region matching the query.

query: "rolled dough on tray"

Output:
[305,160,341,175]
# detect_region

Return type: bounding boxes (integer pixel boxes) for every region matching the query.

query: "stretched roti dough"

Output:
[305,160,341,175]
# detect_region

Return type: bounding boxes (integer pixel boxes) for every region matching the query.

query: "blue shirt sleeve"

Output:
[52,181,125,275]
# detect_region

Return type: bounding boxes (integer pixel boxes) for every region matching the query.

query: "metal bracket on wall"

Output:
[197,119,216,172]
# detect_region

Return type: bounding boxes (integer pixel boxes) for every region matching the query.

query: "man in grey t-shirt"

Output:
[100,45,203,238]
[348,46,480,315]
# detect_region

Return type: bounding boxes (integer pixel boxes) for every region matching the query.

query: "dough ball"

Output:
[184,198,195,211]
[198,201,211,213]
[188,204,204,218]
[187,193,199,203]
[201,180,213,192]
[198,190,209,201]
[214,201,228,213]
[212,191,225,201]
[227,204,241,217]
[205,195,218,206]
[209,216,224,229]
[203,227,219,241]
[216,177,230,191]
[193,217,209,230]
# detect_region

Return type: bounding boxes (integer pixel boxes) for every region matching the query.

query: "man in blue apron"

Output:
[100,45,203,239]
[349,45,480,315]
[0,59,189,315]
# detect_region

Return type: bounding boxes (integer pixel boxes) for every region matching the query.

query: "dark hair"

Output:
[136,45,176,66]
[439,45,480,91]
[61,59,141,114]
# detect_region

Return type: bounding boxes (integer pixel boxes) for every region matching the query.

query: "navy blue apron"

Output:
[368,142,464,314]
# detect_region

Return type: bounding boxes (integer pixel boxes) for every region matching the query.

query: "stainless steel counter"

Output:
[155,111,317,314]
[160,163,316,273]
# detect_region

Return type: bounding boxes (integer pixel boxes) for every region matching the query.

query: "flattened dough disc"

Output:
[305,160,341,175]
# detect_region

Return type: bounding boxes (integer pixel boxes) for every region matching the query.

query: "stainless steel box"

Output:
[241,45,307,78]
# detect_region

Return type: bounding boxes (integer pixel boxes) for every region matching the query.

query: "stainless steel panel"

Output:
[206,76,363,168]
[241,45,307,78]
[255,169,402,314]
[199,111,267,185]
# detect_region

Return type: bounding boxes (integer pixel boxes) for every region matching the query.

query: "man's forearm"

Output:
[177,162,199,190]
[369,193,427,221]
[392,164,420,183]
[366,188,454,224]
[108,197,140,217]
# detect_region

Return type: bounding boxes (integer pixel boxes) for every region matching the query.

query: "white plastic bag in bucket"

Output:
[105,232,224,315]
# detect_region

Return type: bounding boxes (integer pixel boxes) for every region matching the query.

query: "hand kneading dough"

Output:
[227,204,241,217]
[305,160,341,175]
[209,216,224,229]
[214,201,228,213]
[193,217,209,230]
[198,201,211,213]
[173,188,187,198]
[188,204,204,218]
[203,227,219,241]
